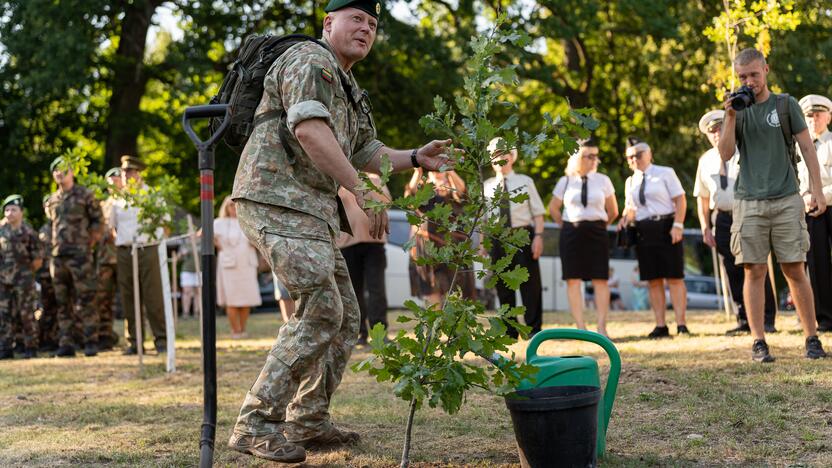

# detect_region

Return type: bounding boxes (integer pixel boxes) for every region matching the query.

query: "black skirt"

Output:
[635,217,684,280]
[560,220,610,280]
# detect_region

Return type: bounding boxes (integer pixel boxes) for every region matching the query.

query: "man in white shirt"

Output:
[694,110,777,335]
[796,94,832,332]
[110,155,167,355]
[484,138,546,338]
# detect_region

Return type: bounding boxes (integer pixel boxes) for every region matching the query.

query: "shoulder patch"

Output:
[321,68,334,84]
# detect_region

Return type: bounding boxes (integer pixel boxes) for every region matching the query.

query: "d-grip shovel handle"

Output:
[526,328,621,434]
[182,104,231,149]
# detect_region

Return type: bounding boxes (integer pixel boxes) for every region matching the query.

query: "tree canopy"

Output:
[1,0,831,227]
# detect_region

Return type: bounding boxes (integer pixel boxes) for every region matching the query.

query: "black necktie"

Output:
[500,178,512,227]
[581,176,588,207]
[638,174,647,206]
[815,139,820,150]
[720,161,728,190]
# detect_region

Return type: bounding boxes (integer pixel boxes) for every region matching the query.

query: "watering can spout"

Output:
[522,329,622,457]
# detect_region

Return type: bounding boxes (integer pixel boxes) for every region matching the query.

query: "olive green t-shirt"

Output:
[734,94,807,200]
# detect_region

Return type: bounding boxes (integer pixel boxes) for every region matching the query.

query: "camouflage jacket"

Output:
[36,223,52,280]
[95,196,117,265]
[231,37,383,234]
[0,220,43,285]
[45,184,102,257]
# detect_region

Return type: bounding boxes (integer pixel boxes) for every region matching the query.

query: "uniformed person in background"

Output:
[37,194,60,352]
[694,110,777,335]
[227,0,455,462]
[0,195,43,359]
[109,156,167,355]
[796,95,832,332]
[46,157,103,358]
[94,167,123,350]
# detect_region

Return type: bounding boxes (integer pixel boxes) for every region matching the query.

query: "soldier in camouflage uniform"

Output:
[227,0,454,462]
[0,195,43,359]
[37,195,60,352]
[95,167,122,350]
[46,157,103,358]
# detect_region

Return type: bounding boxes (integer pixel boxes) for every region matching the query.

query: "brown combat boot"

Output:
[290,422,360,450]
[228,432,306,463]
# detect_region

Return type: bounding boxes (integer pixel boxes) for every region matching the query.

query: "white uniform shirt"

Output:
[693,148,740,212]
[624,164,685,221]
[109,196,165,246]
[483,171,546,227]
[797,130,832,204]
[552,172,615,222]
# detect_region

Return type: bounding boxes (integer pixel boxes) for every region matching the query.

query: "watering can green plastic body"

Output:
[519,328,621,457]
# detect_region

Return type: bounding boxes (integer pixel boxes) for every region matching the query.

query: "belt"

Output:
[716,209,733,215]
[564,220,606,227]
[117,244,154,250]
[638,213,674,222]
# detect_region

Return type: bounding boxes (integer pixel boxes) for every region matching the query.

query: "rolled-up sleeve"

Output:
[286,100,331,133]
[351,139,384,170]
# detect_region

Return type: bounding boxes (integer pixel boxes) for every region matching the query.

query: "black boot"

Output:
[84,342,98,357]
[0,348,13,360]
[55,345,76,357]
[23,348,37,359]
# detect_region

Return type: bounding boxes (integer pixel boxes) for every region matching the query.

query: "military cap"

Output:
[698,110,725,134]
[625,137,650,156]
[579,136,599,147]
[324,0,382,18]
[104,167,122,179]
[49,156,66,172]
[2,194,23,210]
[799,95,832,115]
[120,155,146,171]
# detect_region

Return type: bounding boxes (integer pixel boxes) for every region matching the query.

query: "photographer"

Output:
[795,95,832,332]
[718,48,827,362]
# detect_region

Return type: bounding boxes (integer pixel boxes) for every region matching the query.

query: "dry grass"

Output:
[1,309,831,467]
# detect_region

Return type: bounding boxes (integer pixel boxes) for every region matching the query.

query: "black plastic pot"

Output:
[505,385,602,468]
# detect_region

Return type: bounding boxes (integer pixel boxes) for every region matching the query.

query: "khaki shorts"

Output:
[730,193,810,264]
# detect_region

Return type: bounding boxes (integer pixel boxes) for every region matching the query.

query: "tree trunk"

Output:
[400,397,418,468]
[105,0,160,167]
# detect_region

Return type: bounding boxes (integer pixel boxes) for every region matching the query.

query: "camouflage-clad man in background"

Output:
[37,194,60,352]
[227,0,455,463]
[94,167,122,350]
[0,195,43,359]
[46,157,103,358]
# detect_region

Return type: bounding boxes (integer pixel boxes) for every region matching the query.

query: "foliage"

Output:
[703,0,801,95]
[352,15,596,466]
[60,147,180,242]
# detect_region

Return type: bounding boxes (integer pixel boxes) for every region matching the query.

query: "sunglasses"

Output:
[707,124,722,134]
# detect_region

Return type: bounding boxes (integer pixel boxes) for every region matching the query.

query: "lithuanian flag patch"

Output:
[321,68,334,84]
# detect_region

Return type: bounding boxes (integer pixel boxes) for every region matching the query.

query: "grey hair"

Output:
[734,48,766,67]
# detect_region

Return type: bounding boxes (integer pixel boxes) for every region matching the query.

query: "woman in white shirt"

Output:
[549,139,618,336]
[214,196,262,338]
[619,138,688,339]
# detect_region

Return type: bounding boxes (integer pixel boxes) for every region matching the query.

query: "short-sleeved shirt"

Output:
[693,148,740,212]
[0,220,42,285]
[45,184,102,257]
[232,37,384,234]
[551,172,615,222]
[797,130,832,203]
[483,171,546,227]
[734,94,807,200]
[624,164,685,221]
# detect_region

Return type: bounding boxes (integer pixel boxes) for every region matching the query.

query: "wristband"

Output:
[673,222,684,229]
[410,149,420,168]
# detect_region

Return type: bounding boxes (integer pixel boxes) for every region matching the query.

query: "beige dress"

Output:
[214,217,262,307]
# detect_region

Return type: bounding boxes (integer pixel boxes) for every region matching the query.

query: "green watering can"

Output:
[518,328,622,457]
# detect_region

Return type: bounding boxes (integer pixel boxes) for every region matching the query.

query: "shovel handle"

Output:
[182,104,231,148]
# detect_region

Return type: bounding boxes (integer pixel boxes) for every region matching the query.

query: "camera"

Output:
[729,85,755,111]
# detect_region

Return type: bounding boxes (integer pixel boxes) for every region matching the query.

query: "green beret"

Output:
[105,167,121,179]
[49,156,66,172]
[3,194,23,210]
[324,0,381,18]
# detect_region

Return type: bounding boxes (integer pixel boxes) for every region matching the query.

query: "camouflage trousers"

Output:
[232,200,360,441]
[37,275,60,348]
[51,253,99,347]
[0,281,39,351]
[95,263,117,343]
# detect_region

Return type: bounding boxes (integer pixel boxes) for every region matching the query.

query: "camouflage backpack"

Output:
[210,34,325,155]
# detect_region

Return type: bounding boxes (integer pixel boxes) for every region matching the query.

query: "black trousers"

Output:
[341,242,388,340]
[715,211,776,325]
[806,210,832,328]
[491,227,543,338]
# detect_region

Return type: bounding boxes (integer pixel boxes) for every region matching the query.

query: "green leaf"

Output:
[499,265,529,291]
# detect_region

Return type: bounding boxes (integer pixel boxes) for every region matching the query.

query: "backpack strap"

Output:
[776,93,800,174]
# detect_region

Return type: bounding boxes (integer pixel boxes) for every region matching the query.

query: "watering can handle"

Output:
[526,329,621,435]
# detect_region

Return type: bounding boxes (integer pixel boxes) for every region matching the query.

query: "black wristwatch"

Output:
[410,149,420,168]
